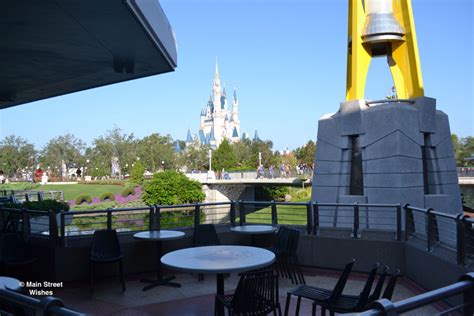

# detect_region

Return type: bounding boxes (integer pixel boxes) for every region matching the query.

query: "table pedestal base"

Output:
[140,275,181,291]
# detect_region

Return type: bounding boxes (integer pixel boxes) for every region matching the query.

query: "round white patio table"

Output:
[161,245,275,316]
[231,225,278,246]
[0,277,21,291]
[133,230,185,291]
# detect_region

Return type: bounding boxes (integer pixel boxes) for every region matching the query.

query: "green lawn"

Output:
[245,187,311,225]
[40,184,124,201]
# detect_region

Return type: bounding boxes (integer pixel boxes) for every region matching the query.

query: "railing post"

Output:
[404,204,414,241]
[194,203,201,228]
[229,201,236,227]
[271,201,278,226]
[48,210,58,242]
[395,204,402,241]
[351,202,360,238]
[426,208,434,252]
[239,200,246,225]
[456,214,467,266]
[312,202,319,236]
[306,202,313,235]
[60,212,66,247]
[38,191,44,201]
[149,206,155,231]
[106,210,112,230]
[155,205,161,230]
[460,273,474,316]
[25,193,30,202]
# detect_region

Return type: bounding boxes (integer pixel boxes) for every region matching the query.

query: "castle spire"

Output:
[214,57,219,81]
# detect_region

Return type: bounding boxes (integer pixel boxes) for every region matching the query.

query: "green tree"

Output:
[89,127,136,176]
[451,134,463,166]
[213,139,237,171]
[295,140,316,165]
[460,136,474,166]
[178,145,211,171]
[130,160,145,184]
[0,135,36,177]
[142,171,205,205]
[40,133,84,178]
[136,133,175,171]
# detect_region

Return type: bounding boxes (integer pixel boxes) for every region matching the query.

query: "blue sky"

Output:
[1,0,472,152]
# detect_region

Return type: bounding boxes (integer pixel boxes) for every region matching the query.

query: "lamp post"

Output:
[207,149,215,181]
[161,160,165,170]
[258,152,262,166]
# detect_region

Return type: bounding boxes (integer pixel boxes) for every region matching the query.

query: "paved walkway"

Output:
[54,269,440,315]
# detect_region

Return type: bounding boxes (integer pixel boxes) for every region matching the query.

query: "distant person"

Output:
[0,170,4,184]
[280,164,286,178]
[256,165,265,179]
[76,168,82,179]
[269,165,275,179]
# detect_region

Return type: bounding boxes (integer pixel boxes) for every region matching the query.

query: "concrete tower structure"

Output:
[311,0,462,231]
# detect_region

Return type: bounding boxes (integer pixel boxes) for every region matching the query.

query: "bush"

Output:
[78,180,125,186]
[131,161,145,184]
[255,185,289,202]
[75,194,92,205]
[99,192,115,202]
[4,199,69,213]
[142,170,205,206]
[121,187,136,197]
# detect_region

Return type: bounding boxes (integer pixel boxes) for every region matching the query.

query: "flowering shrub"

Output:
[121,187,136,197]
[75,194,92,205]
[99,192,115,202]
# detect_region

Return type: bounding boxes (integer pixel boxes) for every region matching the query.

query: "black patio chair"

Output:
[381,269,400,300]
[322,263,381,315]
[89,229,125,292]
[285,228,305,285]
[284,259,356,316]
[193,224,221,281]
[215,270,282,316]
[368,265,389,302]
[0,232,36,277]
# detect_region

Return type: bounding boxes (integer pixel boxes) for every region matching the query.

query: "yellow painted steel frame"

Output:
[345,0,424,101]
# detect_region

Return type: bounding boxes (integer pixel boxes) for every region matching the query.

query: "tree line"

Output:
[451,135,474,166]
[0,127,317,179]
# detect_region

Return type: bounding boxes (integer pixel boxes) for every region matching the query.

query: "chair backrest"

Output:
[0,232,30,262]
[232,270,279,315]
[368,265,389,303]
[273,226,290,252]
[193,224,220,246]
[382,269,400,300]
[356,262,380,309]
[285,228,300,256]
[90,229,121,260]
[329,259,356,302]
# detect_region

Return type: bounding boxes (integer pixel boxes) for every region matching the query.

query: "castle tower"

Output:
[231,88,240,141]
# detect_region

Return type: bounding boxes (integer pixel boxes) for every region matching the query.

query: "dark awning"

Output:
[0,0,177,109]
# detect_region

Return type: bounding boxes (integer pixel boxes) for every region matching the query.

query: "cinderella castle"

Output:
[186,62,255,148]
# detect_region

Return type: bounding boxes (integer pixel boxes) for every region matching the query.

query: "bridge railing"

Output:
[359,272,474,316]
[1,200,473,265]
[457,167,474,177]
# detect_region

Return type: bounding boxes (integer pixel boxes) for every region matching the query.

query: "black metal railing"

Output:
[0,288,85,316]
[1,200,473,265]
[360,272,474,316]
[0,190,64,203]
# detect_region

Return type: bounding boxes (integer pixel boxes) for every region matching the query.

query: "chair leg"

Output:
[89,261,94,292]
[119,259,125,292]
[284,293,291,316]
[312,303,317,316]
[321,307,326,316]
[277,305,282,316]
[295,296,302,316]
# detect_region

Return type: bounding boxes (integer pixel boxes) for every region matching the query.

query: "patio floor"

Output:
[51,267,441,315]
